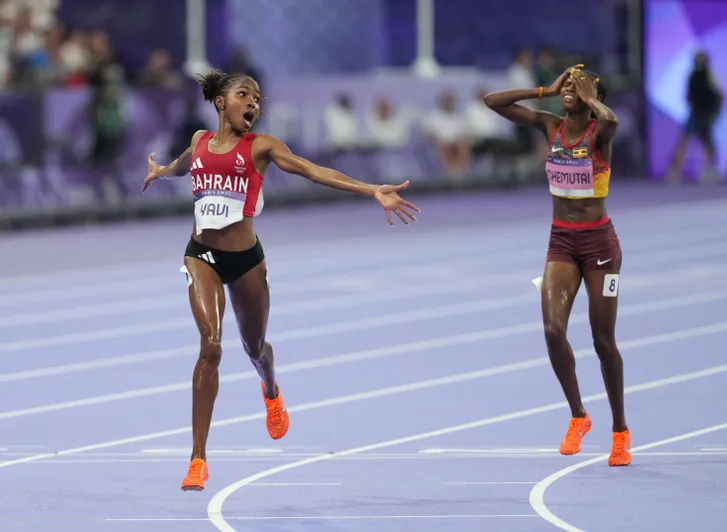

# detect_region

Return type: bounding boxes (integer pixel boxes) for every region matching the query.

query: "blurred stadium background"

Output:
[0,0,722,230]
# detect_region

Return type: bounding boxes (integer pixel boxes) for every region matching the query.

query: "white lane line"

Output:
[0,292,724,419]
[107,514,538,522]
[8,450,727,465]
[3,216,719,289]
[247,482,341,486]
[528,422,727,532]
[444,481,536,485]
[2,225,717,307]
[0,261,723,377]
[1,328,725,471]
[0,248,537,308]
[204,363,727,532]
[3,241,726,328]
[0,272,532,329]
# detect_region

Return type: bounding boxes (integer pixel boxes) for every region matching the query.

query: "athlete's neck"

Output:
[563,111,591,138]
[214,119,245,145]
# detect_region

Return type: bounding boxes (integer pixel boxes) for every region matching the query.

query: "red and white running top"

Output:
[190,131,264,235]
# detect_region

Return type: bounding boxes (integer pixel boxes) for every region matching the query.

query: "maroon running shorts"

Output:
[546,216,622,271]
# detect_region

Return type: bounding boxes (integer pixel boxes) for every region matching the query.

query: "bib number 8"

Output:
[602,273,619,297]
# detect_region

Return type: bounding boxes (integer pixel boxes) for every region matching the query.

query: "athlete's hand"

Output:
[141,153,165,194]
[544,64,584,97]
[572,70,598,102]
[373,181,420,226]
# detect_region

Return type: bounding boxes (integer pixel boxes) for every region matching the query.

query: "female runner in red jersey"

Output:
[484,65,630,467]
[141,70,420,491]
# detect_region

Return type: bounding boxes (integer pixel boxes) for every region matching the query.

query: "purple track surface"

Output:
[2,182,727,532]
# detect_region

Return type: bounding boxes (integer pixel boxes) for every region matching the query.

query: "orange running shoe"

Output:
[181,458,209,491]
[559,413,591,455]
[608,429,631,466]
[261,381,289,440]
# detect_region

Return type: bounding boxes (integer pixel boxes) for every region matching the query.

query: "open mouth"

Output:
[243,111,254,123]
[563,94,576,104]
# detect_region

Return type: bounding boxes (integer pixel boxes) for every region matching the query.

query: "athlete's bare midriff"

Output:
[552,196,607,224]
[192,217,258,251]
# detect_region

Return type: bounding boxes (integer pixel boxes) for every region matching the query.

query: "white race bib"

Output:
[194,193,245,235]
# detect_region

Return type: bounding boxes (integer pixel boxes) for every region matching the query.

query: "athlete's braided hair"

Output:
[197,69,261,112]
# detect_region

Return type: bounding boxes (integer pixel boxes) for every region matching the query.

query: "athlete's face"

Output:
[560,71,601,113]
[222,79,261,132]
[560,73,583,112]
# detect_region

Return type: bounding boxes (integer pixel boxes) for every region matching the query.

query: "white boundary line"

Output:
[3,275,724,381]
[204,363,727,532]
[3,246,725,329]
[1,299,726,420]
[528,422,727,532]
[1,325,725,472]
[108,514,537,522]
[3,207,723,287]
[1,227,719,306]
[2,259,723,356]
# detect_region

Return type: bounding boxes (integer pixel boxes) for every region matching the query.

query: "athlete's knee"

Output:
[593,335,619,360]
[543,321,567,349]
[199,335,223,367]
[242,337,267,360]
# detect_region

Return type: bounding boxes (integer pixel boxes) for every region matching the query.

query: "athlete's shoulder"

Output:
[190,130,211,152]
[248,132,286,154]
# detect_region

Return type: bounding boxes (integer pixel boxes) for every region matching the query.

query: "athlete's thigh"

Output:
[541,261,583,329]
[183,256,226,342]
[227,259,270,347]
[581,228,622,339]
[582,257,622,340]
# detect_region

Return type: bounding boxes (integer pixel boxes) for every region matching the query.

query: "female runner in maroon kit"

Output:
[141,70,420,491]
[484,65,631,467]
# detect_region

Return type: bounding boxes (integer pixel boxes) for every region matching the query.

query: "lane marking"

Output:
[528,422,727,532]
[106,514,537,522]
[3,243,726,329]
[2,312,727,421]
[423,448,558,454]
[204,363,727,531]
[3,216,720,289]
[3,260,722,369]
[9,450,727,465]
[2,330,727,471]
[444,481,536,485]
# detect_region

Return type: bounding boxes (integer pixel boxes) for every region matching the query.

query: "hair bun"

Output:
[197,69,226,103]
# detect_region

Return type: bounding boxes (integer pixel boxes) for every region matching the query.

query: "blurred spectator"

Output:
[536,47,561,114]
[366,97,413,181]
[87,29,123,88]
[466,87,519,160]
[170,98,207,160]
[139,49,182,89]
[324,93,359,152]
[226,46,263,89]
[507,49,537,155]
[668,50,723,183]
[367,98,410,150]
[88,82,127,201]
[58,28,90,86]
[423,92,470,180]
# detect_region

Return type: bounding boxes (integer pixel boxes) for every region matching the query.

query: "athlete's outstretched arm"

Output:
[260,134,420,225]
[141,130,206,193]
[484,64,582,134]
